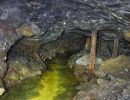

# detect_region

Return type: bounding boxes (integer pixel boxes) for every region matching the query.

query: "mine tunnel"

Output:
[0,0,130,100]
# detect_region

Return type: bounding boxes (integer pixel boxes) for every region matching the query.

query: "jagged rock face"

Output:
[25,0,130,43]
[0,0,130,90]
[39,32,87,59]
[0,0,27,27]
[74,78,130,100]
[1,0,130,43]
[0,0,130,64]
[0,21,22,78]
[3,31,86,87]
[0,20,23,95]
[95,55,130,79]
[4,58,42,87]
[73,55,130,100]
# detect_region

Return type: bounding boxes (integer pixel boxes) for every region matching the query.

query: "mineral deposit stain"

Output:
[0,57,78,100]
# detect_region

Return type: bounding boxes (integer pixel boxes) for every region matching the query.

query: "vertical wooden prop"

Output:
[90,94,94,100]
[88,30,97,80]
[85,37,91,54]
[112,38,119,58]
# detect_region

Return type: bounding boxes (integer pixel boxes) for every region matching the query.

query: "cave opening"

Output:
[1,25,130,100]
[0,0,130,99]
[4,28,130,85]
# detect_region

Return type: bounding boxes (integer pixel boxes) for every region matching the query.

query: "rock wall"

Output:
[0,0,130,96]
[1,0,130,42]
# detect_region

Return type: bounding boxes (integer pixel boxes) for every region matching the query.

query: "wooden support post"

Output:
[88,30,97,80]
[90,94,94,100]
[112,38,119,58]
[85,37,91,53]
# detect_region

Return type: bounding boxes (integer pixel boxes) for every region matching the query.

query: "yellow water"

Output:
[125,32,130,37]
[0,58,78,100]
[29,64,60,100]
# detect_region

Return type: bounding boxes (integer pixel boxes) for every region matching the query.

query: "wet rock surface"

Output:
[39,32,86,60]
[4,55,43,87]
[0,0,130,82]
[68,51,102,66]
[73,55,130,100]
[95,55,130,79]
[2,30,86,87]
[74,78,130,100]
[0,79,5,96]
[1,0,130,42]
[0,0,130,98]
[0,21,22,78]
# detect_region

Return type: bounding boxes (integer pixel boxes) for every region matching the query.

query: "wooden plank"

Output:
[88,30,97,80]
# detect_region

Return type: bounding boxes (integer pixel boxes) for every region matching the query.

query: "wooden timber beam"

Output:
[85,37,91,52]
[112,38,119,58]
[88,30,97,80]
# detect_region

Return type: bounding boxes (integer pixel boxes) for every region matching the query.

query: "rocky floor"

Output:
[69,54,130,100]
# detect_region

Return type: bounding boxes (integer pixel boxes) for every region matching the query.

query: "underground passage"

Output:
[0,0,130,100]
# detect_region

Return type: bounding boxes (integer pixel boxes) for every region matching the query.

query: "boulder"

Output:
[0,79,5,96]
[95,55,130,79]
[4,58,43,87]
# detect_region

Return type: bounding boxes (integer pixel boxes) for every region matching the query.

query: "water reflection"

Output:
[0,57,78,100]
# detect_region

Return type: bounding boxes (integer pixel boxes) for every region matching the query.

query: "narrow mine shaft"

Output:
[0,0,130,100]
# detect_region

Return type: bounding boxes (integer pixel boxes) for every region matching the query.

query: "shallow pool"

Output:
[0,57,78,100]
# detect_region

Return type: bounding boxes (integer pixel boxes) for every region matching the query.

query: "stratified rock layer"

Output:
[1,0,130,43]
